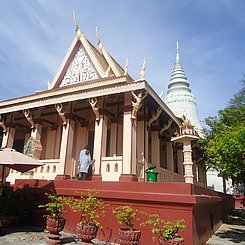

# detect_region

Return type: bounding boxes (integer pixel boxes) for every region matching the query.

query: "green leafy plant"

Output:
[113,205,140,231]
[38,193,65,219]
[141,213,185,240]
[0,185,34,218]
[65,190,107,227]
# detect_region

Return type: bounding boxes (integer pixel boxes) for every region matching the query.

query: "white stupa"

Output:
[164,41,204,137]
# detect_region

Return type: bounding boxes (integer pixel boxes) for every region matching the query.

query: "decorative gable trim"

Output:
[60,44,99,86]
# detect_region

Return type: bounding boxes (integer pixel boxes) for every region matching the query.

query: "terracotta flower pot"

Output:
[46,216,66,245]
[46,216,66,234]
[118,228,141,245]
[76,223,98,243]
[159,236,184,245]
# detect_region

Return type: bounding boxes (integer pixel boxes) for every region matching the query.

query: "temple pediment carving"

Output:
[60,45,99,87]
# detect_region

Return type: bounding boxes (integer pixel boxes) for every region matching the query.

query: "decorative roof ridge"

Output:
[0,75,132,109]
[0,78,145,114]
[96,25,125,77]
[48,36,78,90]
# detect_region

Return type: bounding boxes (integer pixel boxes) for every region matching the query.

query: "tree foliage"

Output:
[199,80,245,185]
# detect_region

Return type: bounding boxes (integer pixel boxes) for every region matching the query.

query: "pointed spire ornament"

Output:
[140,58,146,80]
[73,9,81,39]
[96,24,103,53]
[124,58,128,75]
[176,40,180,61]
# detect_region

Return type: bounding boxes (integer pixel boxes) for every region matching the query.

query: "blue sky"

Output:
[0,0,244,125]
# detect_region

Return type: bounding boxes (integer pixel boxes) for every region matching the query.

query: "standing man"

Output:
[78,149,92,180]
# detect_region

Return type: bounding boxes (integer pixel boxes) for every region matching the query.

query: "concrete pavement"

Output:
[206,209,245,245]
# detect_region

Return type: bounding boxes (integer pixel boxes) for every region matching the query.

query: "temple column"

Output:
[177,146,184,175]
[30,123,43,159]
[1,127,16,148]
[151,130,160,166]
[120,92,137,182]
[171,120,199,184]
[166,142,174,171]
[56,119,75,179]
[144,123,149,179]
[182,141,194,184]
[92,114,108,181]
[137,120,146,179]
[0,114,16,184]
[110,122,117,156]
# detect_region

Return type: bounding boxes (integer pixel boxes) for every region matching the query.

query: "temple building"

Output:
[0,15,206,186]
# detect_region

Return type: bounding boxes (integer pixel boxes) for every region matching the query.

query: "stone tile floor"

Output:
[0,226,118,245]
[207,209,245,245]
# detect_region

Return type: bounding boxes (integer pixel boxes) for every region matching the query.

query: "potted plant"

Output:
[38,193,66,244]
[65,190,107,243]
[113,205,141,245]
[141,213,185,245]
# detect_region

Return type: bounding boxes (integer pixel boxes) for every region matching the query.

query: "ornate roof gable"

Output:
[48,10,125,90]
[60,43,99,86]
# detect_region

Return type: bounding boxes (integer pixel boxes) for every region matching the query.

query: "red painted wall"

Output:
[15,180,234,245]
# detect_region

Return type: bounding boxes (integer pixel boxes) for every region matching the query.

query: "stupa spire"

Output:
[176,40,180,62]
[164,41,204,137]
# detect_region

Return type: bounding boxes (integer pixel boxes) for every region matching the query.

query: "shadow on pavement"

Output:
[0,226,43,236]
[214,209,245,244]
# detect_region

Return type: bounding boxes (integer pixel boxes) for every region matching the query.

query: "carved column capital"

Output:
[55,103,67,126]
[23,109,35,131]
[0,115,8,134]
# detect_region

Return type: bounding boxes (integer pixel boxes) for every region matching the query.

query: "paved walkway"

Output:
[0,210,244,244]
[207,209,245,245]
[0,226,117,245]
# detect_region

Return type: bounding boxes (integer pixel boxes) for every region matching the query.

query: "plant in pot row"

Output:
[38,193,66,244]
[39,190,107,244]
[39,191,185,245]
[113,206,185,245]
[113,205,141,244]
[65,189,107,244]
[140,213,185,245]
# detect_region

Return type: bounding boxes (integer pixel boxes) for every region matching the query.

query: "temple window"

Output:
[53,165,56,173]
[106,163,110,172]
[46,165,50,173]
[40,166,44,173]
[114,163,118,172]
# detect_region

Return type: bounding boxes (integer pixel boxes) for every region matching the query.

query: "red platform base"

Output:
[92,174,102,181]
[55,175,71,180]
[119,174,138,182]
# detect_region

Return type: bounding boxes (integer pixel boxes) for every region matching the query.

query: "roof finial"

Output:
[96,24,100,43]
[124,58,128,75]
[73,9,81,39]
[176,40,180,62]
[140,58,146,80]
[96,24,103,52]
[73,9,79,31]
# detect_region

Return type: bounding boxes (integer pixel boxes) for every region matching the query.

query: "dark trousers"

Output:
[78,172,87,180]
